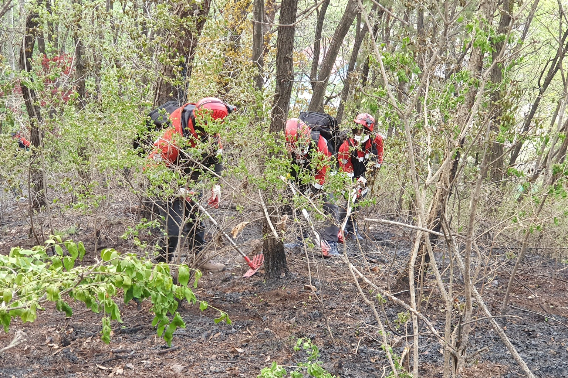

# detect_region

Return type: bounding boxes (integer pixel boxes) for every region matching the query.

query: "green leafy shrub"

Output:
[258,338,336,378]
[0,237,229,346]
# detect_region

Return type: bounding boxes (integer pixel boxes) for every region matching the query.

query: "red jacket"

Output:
[337,135,383,179]
[147,103,222,180]
[12,132,31,150]
[290,132,332,187]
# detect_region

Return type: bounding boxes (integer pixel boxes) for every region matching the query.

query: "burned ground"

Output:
[1,194,568,378]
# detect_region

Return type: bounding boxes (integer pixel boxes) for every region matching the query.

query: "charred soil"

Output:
[1,197,568,378]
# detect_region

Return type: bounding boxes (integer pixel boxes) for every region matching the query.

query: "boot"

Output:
[284,235,305,249]
[199,261,226,272]
[347,229,364,241]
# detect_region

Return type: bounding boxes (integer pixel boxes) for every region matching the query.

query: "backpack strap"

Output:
[180,103,198,138]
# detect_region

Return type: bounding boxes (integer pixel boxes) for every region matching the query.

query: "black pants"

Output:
[338,191,366,235]
[286,184,339,244]
[147,197,205,263]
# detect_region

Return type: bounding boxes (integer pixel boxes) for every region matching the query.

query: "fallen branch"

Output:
[156,346,180,355]
[0,330,26,354]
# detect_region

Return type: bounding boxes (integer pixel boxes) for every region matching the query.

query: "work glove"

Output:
[178,188,197,200]
[208,184,221,208]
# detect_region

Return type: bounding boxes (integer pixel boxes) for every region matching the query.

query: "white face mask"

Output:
[354,135,369,143]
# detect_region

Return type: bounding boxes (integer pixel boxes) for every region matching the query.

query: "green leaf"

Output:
[56,300,73,317]
[0,310,11,332]
[63,256,75,271]
[65,241,78,259]
[199,301,208,311]
[51,257,62,270]
[54,245,63,256]
[21,309,36,323]
[3,289,12,304]
[78,242,86,261]
[133,283,143,298]
[184,287,196,304]
[157,322,167,337]
[46,285,60,301]
[101,249,113,261]
[122,275,132,288]
[101,323,111,344]
[193,269,202,288]
[178,264,189,287]
[124,287,134,304]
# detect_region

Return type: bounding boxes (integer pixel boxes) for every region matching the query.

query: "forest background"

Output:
[1,0,568,377]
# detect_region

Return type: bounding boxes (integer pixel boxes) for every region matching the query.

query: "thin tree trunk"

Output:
[19,11,46,209]
[415,6,424,114]
[336,10,374,124]
[73,0,90,184]
[308,0,358,112]
[264,0,298,280]
[456,122,491,374]
[309,0,330,91]
[270,0,297,133]
[154,0,211,106]
[252,0,265,91]
[488,0,513,182]
[509,25,568,167]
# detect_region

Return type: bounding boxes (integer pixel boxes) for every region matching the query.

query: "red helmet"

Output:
[354,113,375,132]
[285,118,311,155]
[196,97,236,120]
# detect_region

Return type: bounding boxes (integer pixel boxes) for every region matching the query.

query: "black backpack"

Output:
[133,101,180,153]
[299,111,345,155]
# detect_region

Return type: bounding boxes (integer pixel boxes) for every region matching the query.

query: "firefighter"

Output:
[337,113,384,240]
[11,131,31,150]
[146,97,236,271]
[284,118,341,257]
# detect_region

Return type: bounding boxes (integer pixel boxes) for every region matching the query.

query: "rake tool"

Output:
[195,202,264,277]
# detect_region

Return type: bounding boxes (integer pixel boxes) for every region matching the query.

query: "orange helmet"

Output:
[195,97,236,120]
[285,118,311,156]
[354,113,375,132]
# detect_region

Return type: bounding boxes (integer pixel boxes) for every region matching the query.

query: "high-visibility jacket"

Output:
[337,135,383,179]
[148,103,222,181]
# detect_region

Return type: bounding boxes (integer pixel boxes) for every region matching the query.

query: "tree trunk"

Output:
[263,213,288,279]
[264,0,298,279]
[270,0,297,133]
[415,6,424,114]
[74,0,86,103]
[488,0,513,182]
[308,0,358,112]
[336,10,374,124]
[154,0,211,106]
[252,0,265,91]
[73,0,91,184]
[309,0,330,91]
[19,11,46,209]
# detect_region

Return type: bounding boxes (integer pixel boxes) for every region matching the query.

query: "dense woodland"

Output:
[2,0,568,377]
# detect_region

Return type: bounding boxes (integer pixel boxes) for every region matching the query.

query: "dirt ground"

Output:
[1,194,568,378]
